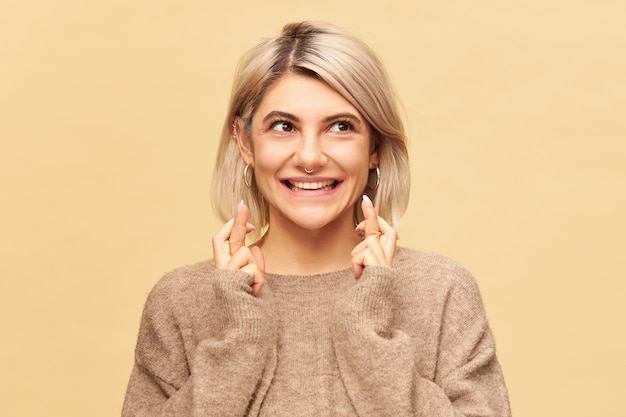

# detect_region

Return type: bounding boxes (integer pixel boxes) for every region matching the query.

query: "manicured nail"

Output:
[238,199,244,212]
[362,195,373,206]
[246,222,256,230]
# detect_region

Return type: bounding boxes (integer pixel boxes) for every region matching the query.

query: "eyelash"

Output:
[329,120,354,132]
[269,119,295,133]
[268,119,355,133]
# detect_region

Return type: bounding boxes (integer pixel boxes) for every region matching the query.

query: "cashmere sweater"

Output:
[122,247,511,417]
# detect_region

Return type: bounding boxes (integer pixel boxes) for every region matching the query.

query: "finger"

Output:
[351,243,383,280]
[365,235,388,265]
[212,218,235,268]
[212,216,256,268]
[352,254,364,278]
[230,247,265,297]
[351,239,367,257]
[241,264,265,296]
[361,195,382,238]
[351,247,385,276]
[355,237,386,266]
[228,200,249,255]
[377,216,397,264]
[250,246,265,297]
[351,239,366,278]
[350,234,385,258]
[351,229,395,278]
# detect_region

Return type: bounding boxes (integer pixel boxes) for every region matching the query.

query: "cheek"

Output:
[346,147,375,174]
[253,148,282,172]
[251,146,288,189]
[251,139,278,164]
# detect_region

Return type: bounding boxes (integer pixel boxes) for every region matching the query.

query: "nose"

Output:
[292,129,328,170]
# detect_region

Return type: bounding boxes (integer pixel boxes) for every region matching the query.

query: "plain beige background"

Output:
[1,1,624,416]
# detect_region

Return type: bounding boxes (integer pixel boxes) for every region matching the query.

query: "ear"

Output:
[368,145,379,169]
[235,119,254,165]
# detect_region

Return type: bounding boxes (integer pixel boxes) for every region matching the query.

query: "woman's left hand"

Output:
[351,195,397,278]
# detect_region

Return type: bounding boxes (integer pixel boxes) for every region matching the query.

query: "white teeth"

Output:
[288,180,336,191]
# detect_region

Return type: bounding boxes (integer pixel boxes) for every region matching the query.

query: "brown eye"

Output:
[270,121,295,132]
[329,121,353,132]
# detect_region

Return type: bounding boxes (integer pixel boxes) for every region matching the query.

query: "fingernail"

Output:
[238,199,244,212]
[362,195,373,205]
[246,222,256,230]
[355,221,364,230]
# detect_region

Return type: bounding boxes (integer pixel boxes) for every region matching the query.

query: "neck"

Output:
[257,216,361,276]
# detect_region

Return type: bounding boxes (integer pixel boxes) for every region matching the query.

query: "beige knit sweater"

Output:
[122,247,511,416]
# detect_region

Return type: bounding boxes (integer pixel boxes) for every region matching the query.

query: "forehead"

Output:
[254,73,362,119]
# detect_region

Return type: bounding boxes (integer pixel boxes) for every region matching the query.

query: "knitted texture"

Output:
[122,248,511,416]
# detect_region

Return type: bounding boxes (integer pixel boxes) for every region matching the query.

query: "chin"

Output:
[290,210,353,232]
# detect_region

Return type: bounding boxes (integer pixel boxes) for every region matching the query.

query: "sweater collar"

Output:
[265,268,355,294]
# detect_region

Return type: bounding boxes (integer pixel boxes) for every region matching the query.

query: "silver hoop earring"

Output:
[243,164,253,188]
[367,166,380,189]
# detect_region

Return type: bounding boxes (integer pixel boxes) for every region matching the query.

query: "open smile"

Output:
[284,180,338,192]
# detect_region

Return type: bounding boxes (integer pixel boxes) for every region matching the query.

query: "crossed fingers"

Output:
[351,195,397,278]
[212,201,265,296]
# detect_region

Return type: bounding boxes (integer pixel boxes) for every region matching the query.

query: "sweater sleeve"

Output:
[331,265,510,417]
[121,269,277,417]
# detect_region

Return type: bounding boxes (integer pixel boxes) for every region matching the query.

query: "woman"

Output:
[122,21,511,416]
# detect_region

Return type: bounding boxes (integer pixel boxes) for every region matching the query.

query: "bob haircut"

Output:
[212,21,410,240]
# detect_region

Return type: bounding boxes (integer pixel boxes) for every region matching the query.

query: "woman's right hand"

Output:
[212,200,265,296]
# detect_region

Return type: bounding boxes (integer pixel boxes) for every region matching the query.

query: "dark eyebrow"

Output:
[262,111,301,123]
[322,112,362,125]
[262,111,362,125]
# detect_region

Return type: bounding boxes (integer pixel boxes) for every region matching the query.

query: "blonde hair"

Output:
[212,21,410,239]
